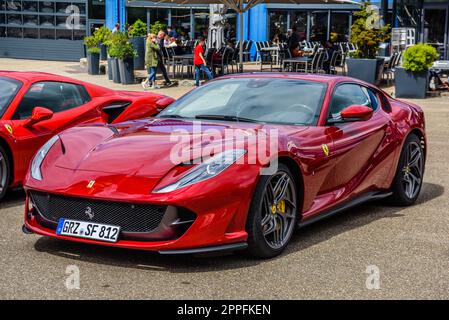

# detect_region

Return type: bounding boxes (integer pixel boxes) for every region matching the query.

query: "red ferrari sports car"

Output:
[23,74,426,258]
[0,71,174,201]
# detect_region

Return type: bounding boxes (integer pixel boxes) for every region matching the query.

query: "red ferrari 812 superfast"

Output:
[23,74,426,258]
[0,71,174,201]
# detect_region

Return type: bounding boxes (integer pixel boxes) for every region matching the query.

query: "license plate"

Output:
[56,219,120,243]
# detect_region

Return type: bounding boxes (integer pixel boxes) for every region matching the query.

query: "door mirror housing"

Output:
[340,105,373,121]
[329,105,373,123]
[156,96,175,111]
[24,107,54,127]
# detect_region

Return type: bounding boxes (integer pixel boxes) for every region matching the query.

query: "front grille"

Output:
[29,191,166,233]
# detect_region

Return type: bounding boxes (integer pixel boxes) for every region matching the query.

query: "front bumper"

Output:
[23,164,260,252]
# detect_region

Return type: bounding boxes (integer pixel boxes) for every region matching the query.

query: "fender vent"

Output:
[102,102,130,123]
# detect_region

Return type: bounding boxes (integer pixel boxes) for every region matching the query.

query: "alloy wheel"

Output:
[402,141,423,199]
[0,152,7,196]
[261,172,297,250]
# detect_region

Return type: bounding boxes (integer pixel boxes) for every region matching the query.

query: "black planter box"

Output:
[111,58,121,83]
[394,67,429,99]
[100,44,108,61]
[130,36,145,70]
[118,58,135,85]
[347,58,384,85]
[87,52,100,75]
[107,57,113,80]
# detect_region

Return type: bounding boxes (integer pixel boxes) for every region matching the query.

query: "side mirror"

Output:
[156,96,175,111]
[24,107,54,127]
[330,105,373,123]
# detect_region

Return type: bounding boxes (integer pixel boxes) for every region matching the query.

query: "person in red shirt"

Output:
[194,37,213,86]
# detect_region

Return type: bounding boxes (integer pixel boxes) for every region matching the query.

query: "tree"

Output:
[350,2,390,59]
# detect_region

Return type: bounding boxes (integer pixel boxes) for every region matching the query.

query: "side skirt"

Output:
[298,191,392,228]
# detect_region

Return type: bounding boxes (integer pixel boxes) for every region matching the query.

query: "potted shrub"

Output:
[150,21,166,35]
[117,35,137,85]
[395,44,439,99]
[93,26,111,61]
[347,2,390,85]
[106,32,127,83]
[129,19,147,70]
[84,35,101,75]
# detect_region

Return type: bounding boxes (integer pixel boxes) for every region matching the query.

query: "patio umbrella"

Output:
[155,0,357,68]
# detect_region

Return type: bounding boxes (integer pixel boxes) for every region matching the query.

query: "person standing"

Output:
[112,23,120,33]
[194,37,213,87]
[142,33,160,90]
[156,30,174,87]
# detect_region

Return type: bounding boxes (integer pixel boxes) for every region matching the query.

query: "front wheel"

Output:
[246,164,298,259]
[0,145,10,202]
[389,134,424,206]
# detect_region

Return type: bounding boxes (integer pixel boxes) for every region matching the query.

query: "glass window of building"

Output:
[395,0,421,28]
[88,0,104,20]
[310,11,328,42]
[330,12,349,42]
[194,9,209,39]
[291,11,307,41]
[171,8,190,39]
[127,7,146,25]
[269,11,287,42]
[150,8,169,28]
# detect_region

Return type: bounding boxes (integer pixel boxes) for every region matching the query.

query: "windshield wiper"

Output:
[158,114,186,119]
[194,114,261,123]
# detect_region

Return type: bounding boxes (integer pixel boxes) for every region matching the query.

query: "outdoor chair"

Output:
[382,52,397,85]
[340,51,349,76]
[329,50,341,75]
[214,47,234,75]
[306,50,324,74]
[243,40,253,62]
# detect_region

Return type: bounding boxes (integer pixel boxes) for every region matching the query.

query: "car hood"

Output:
[54,118,309,178]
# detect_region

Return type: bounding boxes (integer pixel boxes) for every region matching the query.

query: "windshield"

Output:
[158,78,327,125]
[0,76,22,117]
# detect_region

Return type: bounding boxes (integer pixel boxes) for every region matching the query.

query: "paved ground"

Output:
[0,58,448,299]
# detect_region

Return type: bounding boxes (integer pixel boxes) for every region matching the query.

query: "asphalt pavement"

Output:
[0,59,448,299]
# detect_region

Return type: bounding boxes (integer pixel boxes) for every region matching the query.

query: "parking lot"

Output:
[1,59,449,299]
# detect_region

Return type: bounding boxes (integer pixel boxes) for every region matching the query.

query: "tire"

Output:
[388,134,424,206]
[0,145,10,202]
[246,163,298,259]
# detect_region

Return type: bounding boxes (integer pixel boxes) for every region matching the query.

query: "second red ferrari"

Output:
[0,71,174,200]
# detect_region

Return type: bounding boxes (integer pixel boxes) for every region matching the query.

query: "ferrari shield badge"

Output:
[4,124,13,135]
[321,144,330,157]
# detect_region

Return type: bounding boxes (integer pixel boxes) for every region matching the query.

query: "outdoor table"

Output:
[259,46,280,71]
[282,57,312,72]
[171,54,194,78]
[431,60,449,76]
[261,46,280,66]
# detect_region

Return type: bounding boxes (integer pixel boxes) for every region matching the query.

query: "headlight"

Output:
[153,149,246,193]
[31,135,60,180]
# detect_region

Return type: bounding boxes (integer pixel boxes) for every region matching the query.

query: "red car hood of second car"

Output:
[55,119,309,178]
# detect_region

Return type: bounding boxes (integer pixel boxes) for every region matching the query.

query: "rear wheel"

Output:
[389,134,424,206]
[0,145,10,201]
[246,164,298,258]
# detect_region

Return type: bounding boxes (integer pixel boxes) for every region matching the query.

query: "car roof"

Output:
[218,72,369,86]
[0,70,85,85]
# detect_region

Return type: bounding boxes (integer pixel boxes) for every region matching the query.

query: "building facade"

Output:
[0,0,400,61]
[394,0,449,59]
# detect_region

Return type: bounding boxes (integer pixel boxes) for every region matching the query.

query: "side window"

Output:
[328,84,371,120]
[13,81,90,120]
[362,87,379,111]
